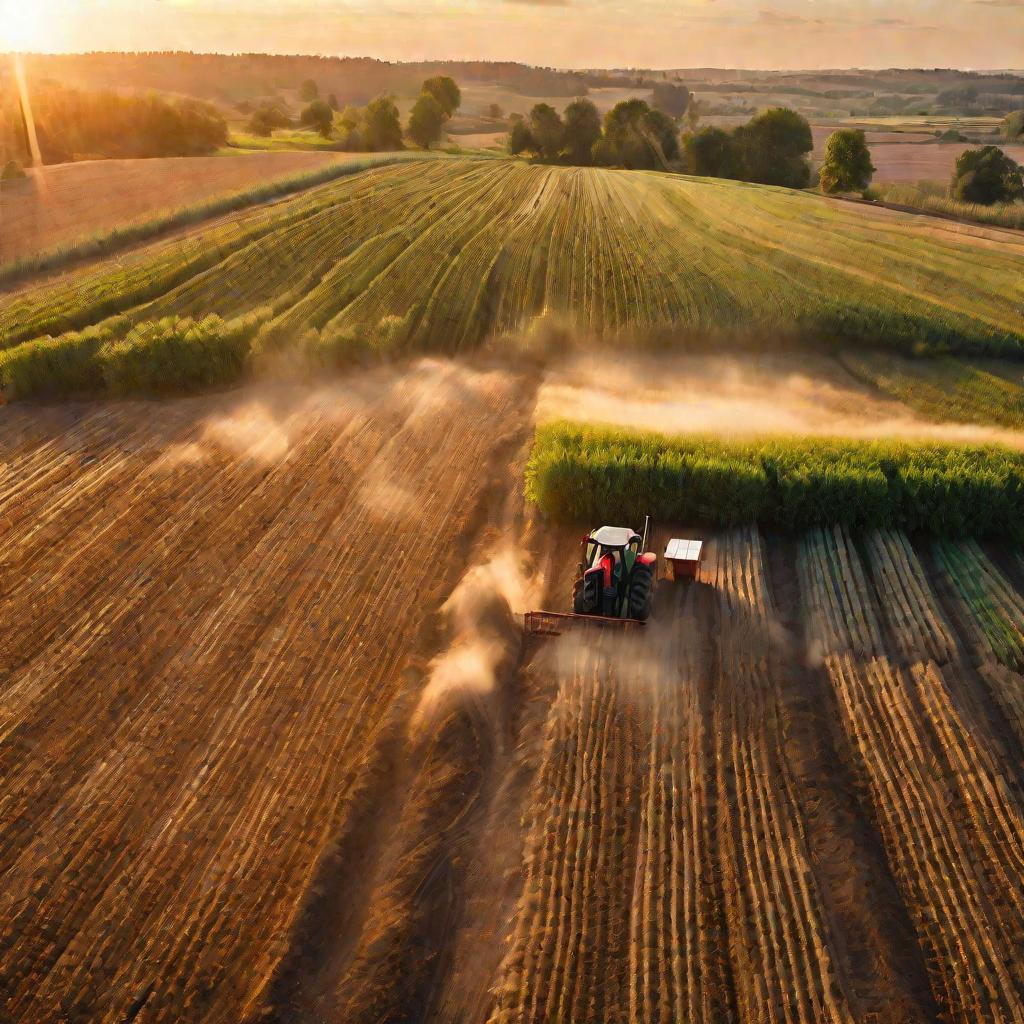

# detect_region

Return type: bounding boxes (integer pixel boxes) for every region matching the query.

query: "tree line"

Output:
[249,75,463,152]
[1,84,228,166]
[508,97,821,187]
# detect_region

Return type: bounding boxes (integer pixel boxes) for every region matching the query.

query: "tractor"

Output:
[524,517,657,636]
[573,518,656,622]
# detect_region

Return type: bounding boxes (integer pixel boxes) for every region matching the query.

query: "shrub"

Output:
[527,421,1024,540]
[950,146,1024,206]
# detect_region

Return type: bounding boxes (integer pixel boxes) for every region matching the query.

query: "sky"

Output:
[1,0,1022,70]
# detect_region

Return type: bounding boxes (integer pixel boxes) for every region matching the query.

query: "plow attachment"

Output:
[523,611,647,637]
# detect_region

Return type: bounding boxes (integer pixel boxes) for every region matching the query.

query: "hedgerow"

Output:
[99,314,266,395]
[0,313,266,400]
[527,421,1024,539]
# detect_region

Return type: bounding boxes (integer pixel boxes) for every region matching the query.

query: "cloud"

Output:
[969,0,1024,5]
[758,8,824,24]
[502,0,569,5]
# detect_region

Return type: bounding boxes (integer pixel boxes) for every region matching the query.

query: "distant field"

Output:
[853,114,1006,134]
[4,158,1024,400]
[867,142,1024,184]
[0,152,350,265]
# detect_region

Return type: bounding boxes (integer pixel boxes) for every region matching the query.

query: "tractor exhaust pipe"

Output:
[641,515,650,553]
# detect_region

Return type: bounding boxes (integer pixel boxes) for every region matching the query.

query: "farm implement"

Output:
[525,518,658,637]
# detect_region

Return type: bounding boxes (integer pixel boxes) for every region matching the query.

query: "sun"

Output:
[0,0,60,52]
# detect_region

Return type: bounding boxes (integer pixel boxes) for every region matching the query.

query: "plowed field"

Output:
[5,358,1024,1023]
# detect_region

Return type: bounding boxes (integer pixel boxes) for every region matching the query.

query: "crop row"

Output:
[0,361,525,1023]
[799,527,1024,1023]
[712,529,856,1023]
[527,421,1024,539]
[5,160,1024,400]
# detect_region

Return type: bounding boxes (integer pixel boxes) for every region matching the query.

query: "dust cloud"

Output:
[412,547,541,733]
[537,351,1024,449]
[152,357,510,474]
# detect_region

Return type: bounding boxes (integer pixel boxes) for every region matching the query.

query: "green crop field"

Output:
[3,157,1024,399]
[527,421,1024,538]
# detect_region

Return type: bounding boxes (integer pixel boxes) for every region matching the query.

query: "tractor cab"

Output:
[574,519,657,621]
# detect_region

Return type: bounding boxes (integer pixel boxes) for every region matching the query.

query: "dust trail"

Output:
[538,351,1024,449]
[152,357,511,473]
[412,547,541,735]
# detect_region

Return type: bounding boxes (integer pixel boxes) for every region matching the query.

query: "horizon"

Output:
[4,50,1024,75]
[2,0,1023,74]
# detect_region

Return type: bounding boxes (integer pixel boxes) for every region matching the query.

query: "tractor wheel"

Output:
[629,563,654,621]
[574,572,598,614]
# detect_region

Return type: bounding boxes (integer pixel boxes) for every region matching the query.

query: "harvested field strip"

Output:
[487,596,729,1024]
[799,527,1024,1023]
[0,361,529,1024]
[6,161,1024,395]
[487,638,645,1023]
[711,529,856,1024]
[528,421,1024,538]
[862,530,958,664]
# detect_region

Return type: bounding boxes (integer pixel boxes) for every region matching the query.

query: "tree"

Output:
[299,79,319,102]
[423,76,461,118]
[363,96,404,151]
[563,98,601,164]
[507,115,536,156]
[327,93,340,112]
[300,100,334,139]
[733,107,813,188]
[487,102,504,120]
[529,103,565,160]
[684,126,740,178]
[950,146,1024,205]
[652,82,691,120]
[408,91,447,149]
[818,129,875,194]
[602,99,680,169]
